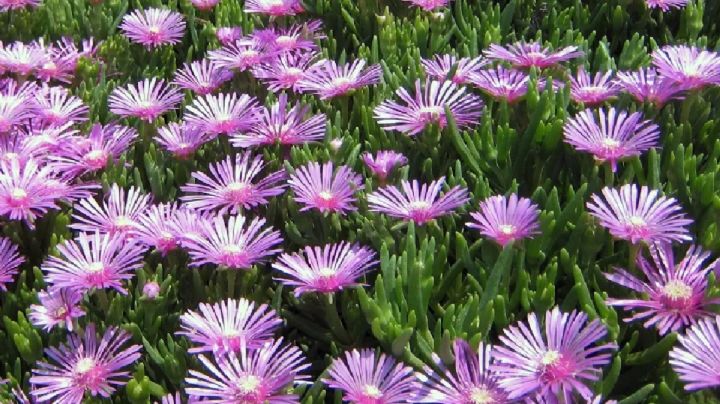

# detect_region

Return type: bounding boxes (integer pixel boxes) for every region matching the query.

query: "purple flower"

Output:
[120,8,186,48]
[190,0,219,10]
[70,184,152,238]
[563,108,661,172]
[109,78,183,121]
[367,177,469,225]
[467,193,541,246]
[616,68,684,106]
[30,324,142,402]
[50,123,137,176]
[646,0,688,11]
[29,288,85,332]
[244,0,303,16]
[0,42,47,76]
[288,161,364,215]
[36,37,98,83]
[169,207,212,245]
[421,54,488,84]
[361,150,408,182]
[374,79,484,136]
[17,123,79,156]
[492,307,616,402]
[172,59,233,95]
[133,203,182,255]
[324,349,418,403]
[587,184,693,245]
[0,237,22,291]
[216,27,242,46]
[244,22,322,54]
[180,152,286,214]
[297,59,382,99]
[484,42,583,69]
[570,68,621,105]
[273,242,377,296]
[669,315,720,391]
[33,85,89,127]
[155,122,210,158]
[208,41,268,72]
[469,66,552,103]
[0,132,43,166]
[0,159,63,224]
[402,0,450,10]
[605,243,720,335]
[142,281,160,299]
[251,51,318,92]
[652,45,720,90]
[184,92,261,137]
[0,0,40,11]
[178,298,282,356]
[0,79,35,132]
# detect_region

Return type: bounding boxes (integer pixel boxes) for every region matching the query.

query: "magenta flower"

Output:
[273,242,377,296]
[492,307,616,402]
[133,203,182,255]
[0,237,22,291]
[109,78,183,122]
[421,54,488,84]
[172,59,233,95]
[652,45,720,90]
[0,159,63,224]
[36,37,98,83]
[563,108,661,172]
[30,324,141,403]
[0,80,35,132]
[29,288,85,332]
[244,22,322,54]
[184,92,261,137]
[367,177,469,225]
[231,93,326,147]
[484,42,583,69]
[155,122,210,158]
[288,161,363,215]
[251,51,317,92]
[587,184,693,245]
[119,8,186,48]
[325,349,418,403]
[469,66,552,103]
[361,150,408,182]
[616,68,684,106]
[183,214,283,269]
[0,42,47,76]
[374,79,483,136]
[646,0,688,11]
[0,0,40,11]
[33,86,89,127]
[297,59,382,99]
[216,27,242,46]
[605,243,720,335]
[208,41,268,72]
[467,193,541,246]
[185,338,309,402]
[669,315,720,391]
[178,298,282,356]
[16,123,78,156]
[190,0,219,10]
[180,152,286,214]
[570,68,621,105]
[168,207,212,245]
[402,0,450,10]
[50,123,137,176]
[244,0,303,16]
[70,184,151,238]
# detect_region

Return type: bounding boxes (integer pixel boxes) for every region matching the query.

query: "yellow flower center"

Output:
[11,188,27,200]
[409,200,431,210]
[541,350,561,366]
[237,374,261,393]
[628,215,646,227]
[663,280,693,299]
[363,384,383,398]
[470,387,494,404]
[602,138,621,149]
[499,224,515,235]
[75,357,95,374]
[87,262,105,273]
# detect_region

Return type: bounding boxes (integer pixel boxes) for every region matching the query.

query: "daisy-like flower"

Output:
[646,0,689,11]
[652,45,720,90]
[244,22,321,55]
[296,59,382,99]
[216,27,242,46]
[183,215,283,269]
[469,66,552,103]
[0,41,47,76]
[570,68,621,105]
[361,150,408,182]
[616,68,684,106]
[0,237,23,291]
[29,288,85,332]
[18,123,78,156]
[119,8,186,48]
[0,132,43,166]
[484,42,583,69]
[33,85,89,127]
[402,0,450,10]
[415,340,509,403]
[467,193,541,247]
[605,243,720,335]
[273,242,377,296]
[180,152,286,214]
[230,93,326,148]
[155,122,210,158]
[208,41,268,72]
[30,324,142,403]
[374,79,484,136]
[184,92,261,137]
[172,59,233,95]
[108,78,183,122]
[0,80,35,132]
[492,307,616,402]
[36,37,98,83]
[587,184,693,245]
[50,123,138,176]
[288,161,363,215]
[143,281,160,299]
[169,207,212,245]
[563,108,661,172]
[190,0,219,10]
[41,232,145,295]
[0,0,40,11]
[669,315,720,391]
[251,51,317,92]
[421,54,488,84]
[0,159,63,224]
[133,203,181,255]
[185,338,309,402]
[178,298,282,356]
[70,184,152,237]
[325,349,418,403]
[367,177,469,225]
[244,0,303,16]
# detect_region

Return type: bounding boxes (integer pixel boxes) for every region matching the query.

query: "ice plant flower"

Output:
[467,193,541,246]
[244,0,303,16]
[133,203,182,255]
[651,45,720,90]
[33,85,89,127]
[108,77,183,122]
[0,41,47,76]
[142,281,160,299]
[184,92,260,137]
[30,324,141,403]
[605,243,720,335]
[587,184,693,245]
[119,8,186,48]
[29,288,85,332]
[243,22,322,54]
[421,54,488,84]
[169,207,212,245]
[616,68,684,106]
[402,0,450,11]
[484,42,583,69]
[469,66,551,103]
[50,123,137,176]
[374,79,484,136]
[570,68,621,105]
[172,59,233,95]
[0,0,40,11]
[492,307,616,402]
[0,80,35,132]
[190,0,219,10]
[297,59,382,99]
[563,108,661,172]
[367,177,469,225]
[70,185,151,237]
[155,122,210,158]
[180,152,287,214]
[0,159,64,224]
[178,298,282,356]
[0,237,23,291]
[231,93,326,147]
[646,0,689,11]
[669,315,720,391]
[251,51,317,92]
[325,349,418,403]
[272,242,378,296]
[185,338,309,402]
[183,214,283,269]
[216,27,242,46]
[361,150,408,182]
[288,161,364,215]
[208,41,268,72]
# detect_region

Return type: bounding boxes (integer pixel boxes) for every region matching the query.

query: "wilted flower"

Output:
[469,66,552,103]
[421,54,488,84]
[251,51,317,92]
[244,0,303,16]
[70,184,151,238]
[50,123,137,176]
[288,161,364,215]
[119,8,186,48]
[467,193,541,246]
[133,203,182,255]
[570,68,621,105]
[652,45,720,90]
[29,288,85,332]
[669,315,720,391]
[616,67,684,106]
[0,237,23,291]
[184,92,260,137]
[155,122,210,158]
[108,78,183,121]
[402,0,451,11]
[33,85,89,127]
[297,59,382,99]
[484,42,583,69]
[646,0,689,11]
[172,59,233,95]
[361,150,408,182]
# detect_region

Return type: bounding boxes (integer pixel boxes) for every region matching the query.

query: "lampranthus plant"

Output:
[569,68,621,105]
[215,27,242,46]
[421,54,488,84]
[29,288,85,332]
[616,67,685,106]
[0,236,23,290]
[154,122,210,158]
[70,184,151,237]
[119,8,186,48]
[50,123,138,176]
[288,161,364,215]
[651,45,720,90]
[467,193,541,246]
[296,58,382,99]
[251,51,317,92]
[172,59,233,95]
[132,202,182,255]
[108,77,183,122]
[244,0,303,16]
[207,41,268,72]
[361,150,408,182]
[484,42,584,68]
[184,92,261,137]
[469,66,547,103]
[669,315,720,391]
[645,0,689,12]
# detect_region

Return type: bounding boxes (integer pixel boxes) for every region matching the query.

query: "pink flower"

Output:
[670,315,720,391]
[251,51,318,92]
[184,92,261,137]
[467,193,541,246]
[288,161,364,215]
[616,68,684,106]
[0,237,23,291]
[469,66,553,102]
[50,123,137,176]
[216,27,242,46]
[109,77,183,121]
[570,68,621,105]
[133,203,182,255]
[169,207,213,245]
[244,0,303,16]
[0,41,47,75]
[361,150,408,181]
[485,42,583,69]
[172,59,233,95]
[652,45,720,90]
[297,59,382,99]
[70,184,152,238]
[35,37,99,83]
[119,8,186,48]
[646,0,688,11]
[29,288,85,332]
[33,85,89,127]
[0,79,36,132]
[0,159,64,224]
[402,0,450,11]
[0,0,40,11]
[421,54,488,84]
[244,22,322,54]
[155,122,210,158]
[190,0,219,10]
[208,41,268,72]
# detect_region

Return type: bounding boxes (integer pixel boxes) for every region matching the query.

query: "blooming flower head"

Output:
[492,307,616,402]
[469,66,552,103]
[570,68,621,105]
[0,41,47,76]
[0,237,22,291]
[185,338,309,402]
[273,242,377,296]
[184,92,261,137]
[402,0,450,11]
[374,79,484,136]
[288,161,364,215]
[119,8,186,48]
[605,243,720,335]
[216,27,242,46]
[244,22,322,54]
[587,184,693,245]
[0,158,64,224]
[652,45,720,90]
[19,123,78,155]
[190,0,219,10]
[178,298,282,356]
[563,108,661,172]
[70,184,151,237]
[646,0,689,11]
[467,193,541,246]
[33,85,89,127]
[208,41,268,72]
[244,0,303,16]
[421,54,488,84]
[251,51,317,92]
[29,288,85,332]
[35,37,99,83]
[367,177,469,225]
[669,315,720,391]
[30,324,142,403]
[133,202,182,255]
[0,132,43,166]
[0,79,36,132]
[616,67,684,106]
[361,150,408,182]
[484,42,583,69]
[183,214,283,269]
[231,93,326,147]
[50,123,138,176]
[172,59,233,95]
[180,152,287,214]
[109,77,183,122]
[297,59,382,99]
[155,122,210,158]
[325,349,418,403]
[0,0,40,11]
[169,207,213,245]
